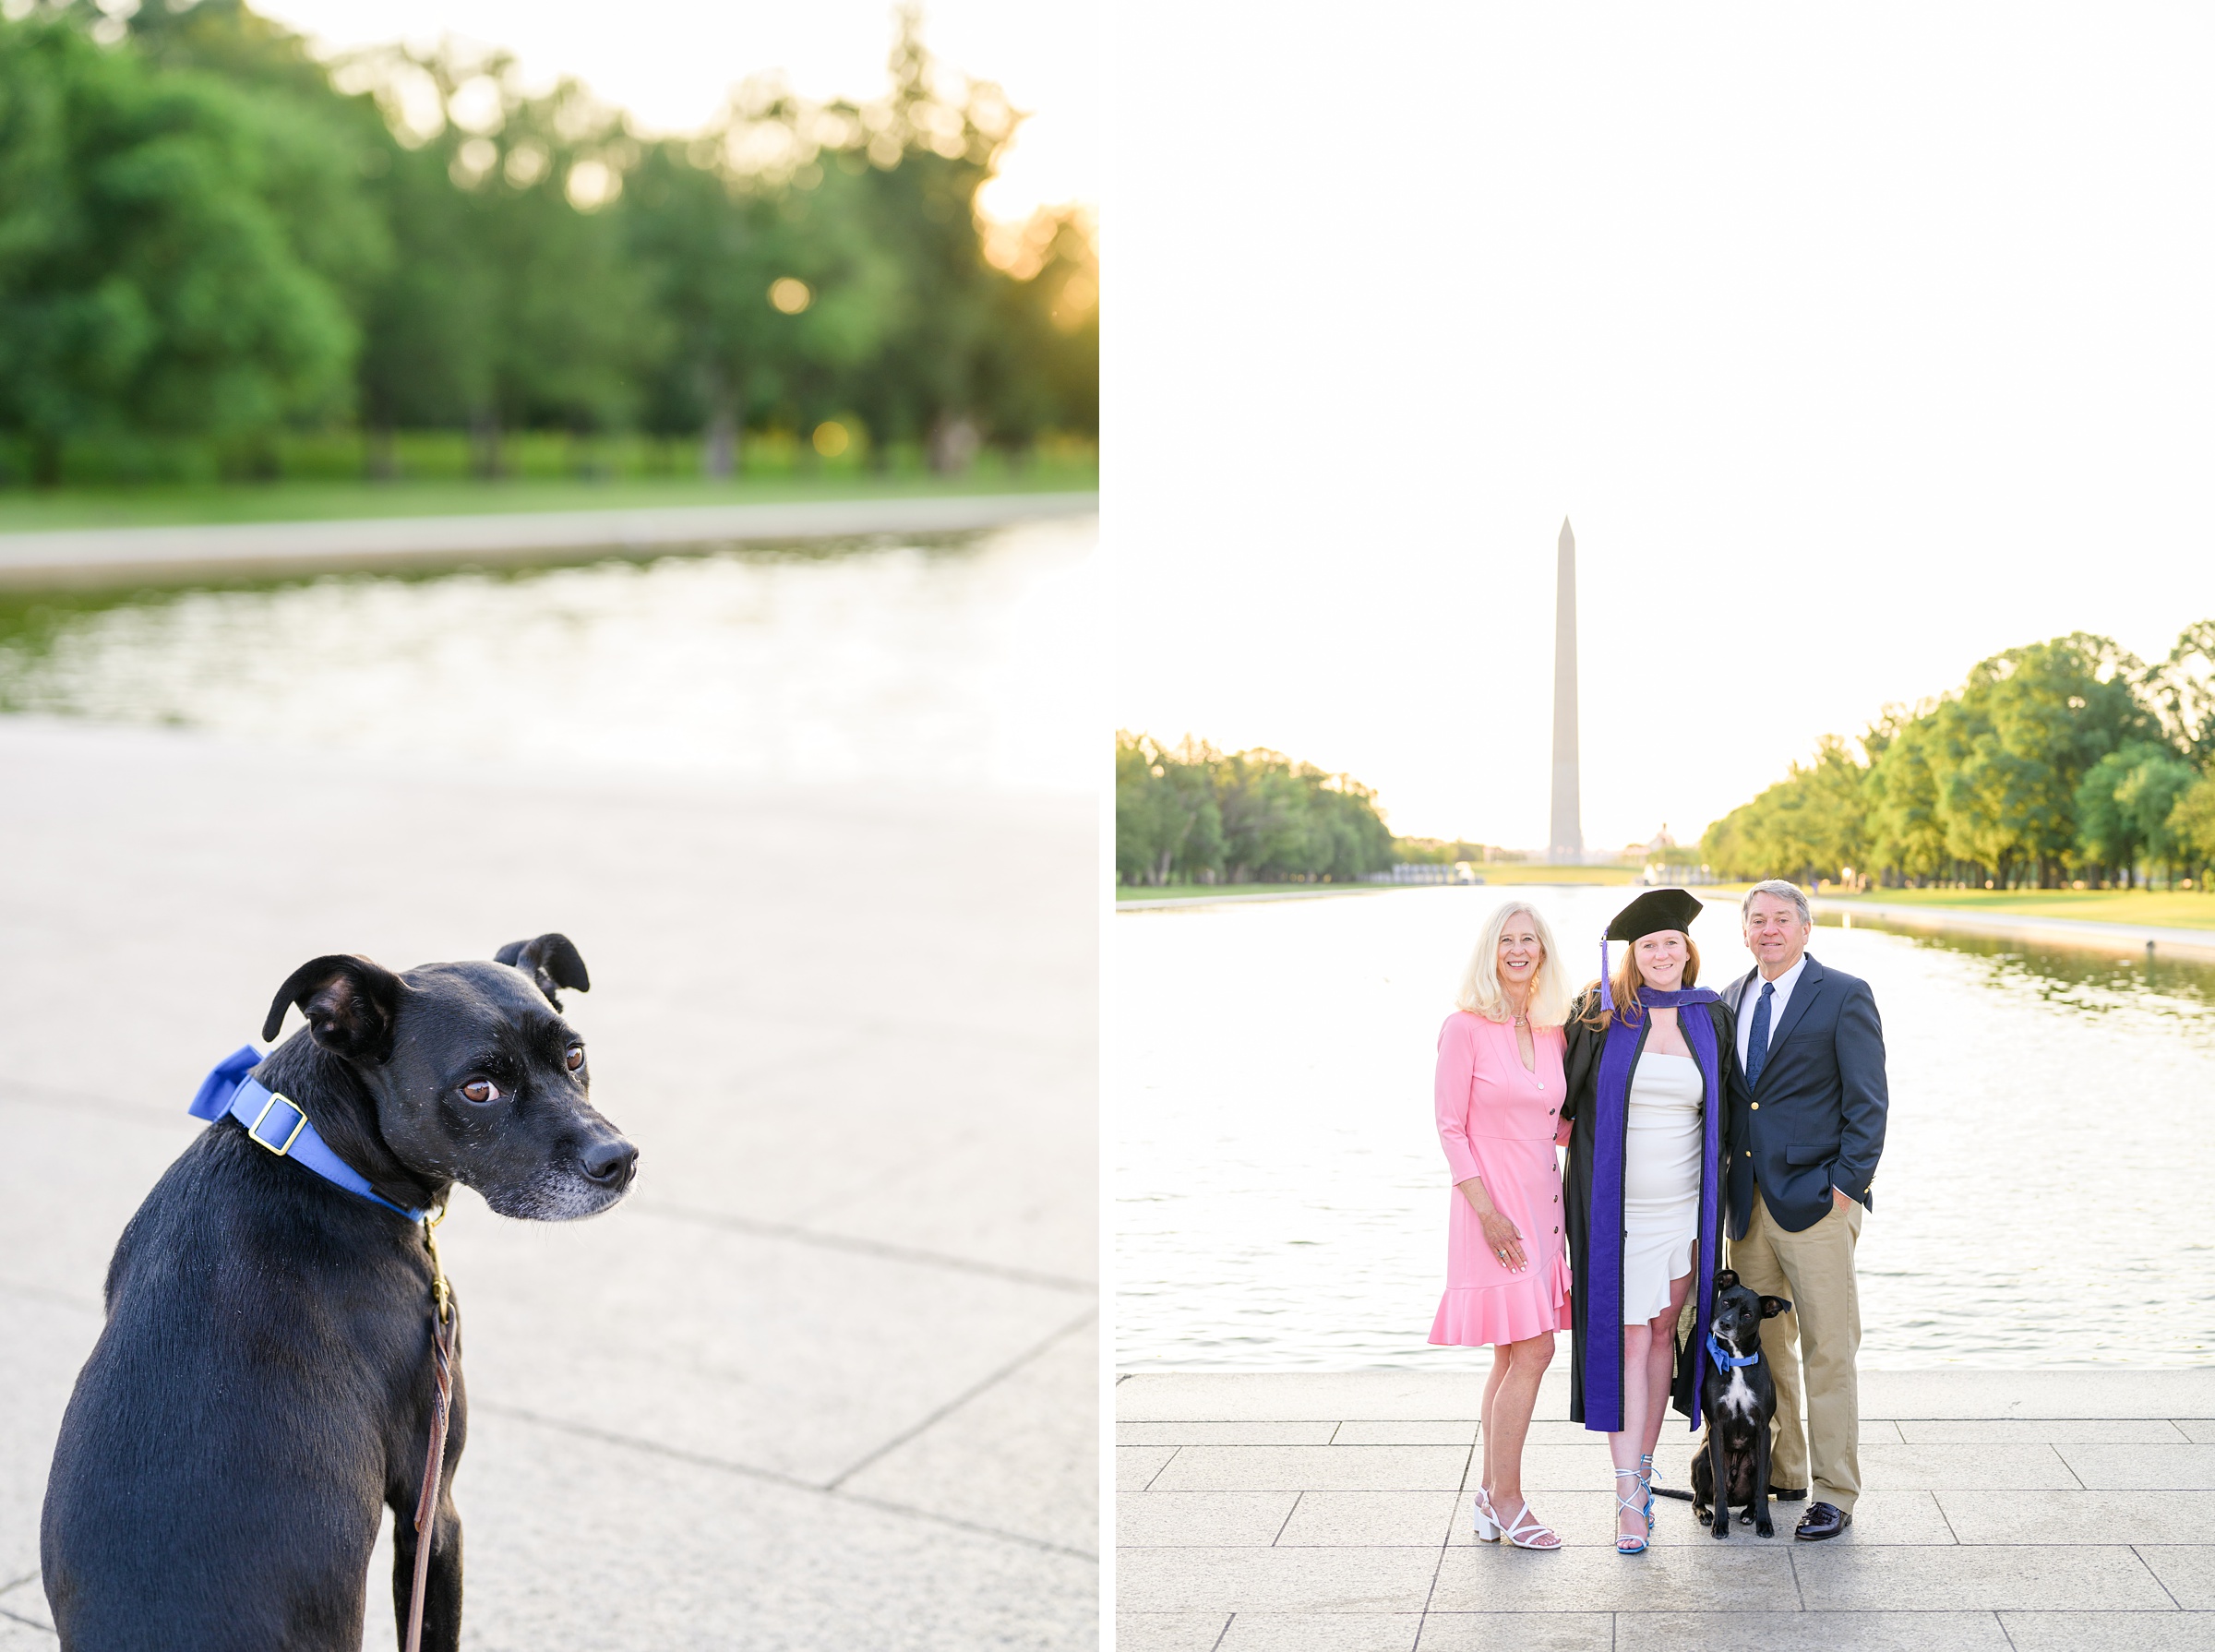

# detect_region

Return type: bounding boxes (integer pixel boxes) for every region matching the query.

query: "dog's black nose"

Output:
[581,1138,638,1189]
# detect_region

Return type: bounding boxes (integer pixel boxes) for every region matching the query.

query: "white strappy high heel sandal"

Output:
[1473,1487,1560,1550]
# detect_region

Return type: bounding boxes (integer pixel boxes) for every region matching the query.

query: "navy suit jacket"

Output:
[1720,952,1888,1238]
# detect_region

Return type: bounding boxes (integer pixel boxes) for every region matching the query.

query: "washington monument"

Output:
[1549,518,1583,859]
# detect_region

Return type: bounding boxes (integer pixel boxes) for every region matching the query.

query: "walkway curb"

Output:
[0,490,1099,588]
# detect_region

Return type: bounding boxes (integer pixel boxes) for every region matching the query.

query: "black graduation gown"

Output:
[1560,988,1748,1431]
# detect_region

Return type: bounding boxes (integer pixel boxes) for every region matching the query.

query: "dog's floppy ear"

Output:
[1712,1268,1740,1293]
[1759,1295,1792,1319]
[496,933,591,1011]
[263,954,404,1061]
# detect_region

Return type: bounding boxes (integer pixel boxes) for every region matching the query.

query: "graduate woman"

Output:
[1430,902,1575,1550]
[1562,890,1745,1553]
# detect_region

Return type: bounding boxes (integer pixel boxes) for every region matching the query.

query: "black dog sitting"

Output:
[42,936,636,1652]
[1687,1268,1792,1538]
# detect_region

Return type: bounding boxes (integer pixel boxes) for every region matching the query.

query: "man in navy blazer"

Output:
[1719,879,1887,1541]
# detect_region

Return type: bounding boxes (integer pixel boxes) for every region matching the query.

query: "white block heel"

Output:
[1471,1488,1502,1541]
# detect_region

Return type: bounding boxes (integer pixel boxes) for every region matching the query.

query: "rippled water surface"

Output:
[0,517,1095,789]
[1116,885,2215,1369]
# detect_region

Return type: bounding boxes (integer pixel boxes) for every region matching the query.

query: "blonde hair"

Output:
[1580,930,1702,1029]
[1455,903,1570,1028]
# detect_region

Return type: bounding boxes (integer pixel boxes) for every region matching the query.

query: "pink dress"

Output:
[1429,1012,1573,1347]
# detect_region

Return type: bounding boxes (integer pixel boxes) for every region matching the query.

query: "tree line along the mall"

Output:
[1115,735,1407,889]
[1702,623,2215,892]
[0,2,1097,487]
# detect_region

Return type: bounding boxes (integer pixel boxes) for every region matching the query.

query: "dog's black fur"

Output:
[1686,1268,1791,1538]
[41,937,635,1652]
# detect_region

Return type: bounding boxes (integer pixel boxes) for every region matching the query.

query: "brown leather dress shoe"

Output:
[1794,1502,1851,1540]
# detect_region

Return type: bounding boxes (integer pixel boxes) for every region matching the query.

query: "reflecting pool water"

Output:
[0,516,1096,791]
[1116,884,2215,1369]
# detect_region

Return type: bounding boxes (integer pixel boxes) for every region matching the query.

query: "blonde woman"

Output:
[1430,901,1574,1550]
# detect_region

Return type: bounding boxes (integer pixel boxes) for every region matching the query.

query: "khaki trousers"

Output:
[1727,1189,1862,1513]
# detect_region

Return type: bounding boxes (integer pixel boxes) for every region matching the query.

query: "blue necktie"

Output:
[1745,980,1775,1090]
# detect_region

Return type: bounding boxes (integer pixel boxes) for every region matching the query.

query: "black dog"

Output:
[1687,1268,1792,1538]
[42,936,636,1652]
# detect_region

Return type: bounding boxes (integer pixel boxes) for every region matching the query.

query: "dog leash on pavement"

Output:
[405,1205,458,1652]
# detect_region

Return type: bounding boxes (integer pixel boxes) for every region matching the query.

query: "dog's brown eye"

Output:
[565,1046,585,1071]
[461,1079,500,1104]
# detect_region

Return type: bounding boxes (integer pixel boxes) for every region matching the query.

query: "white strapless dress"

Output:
[1621,1049,1702,1323]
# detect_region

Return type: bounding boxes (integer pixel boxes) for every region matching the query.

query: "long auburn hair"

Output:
[1579,930,1701,1030]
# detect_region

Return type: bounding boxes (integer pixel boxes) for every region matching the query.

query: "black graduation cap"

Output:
[1605,888,1704,942]
[1598,888,1704,1012]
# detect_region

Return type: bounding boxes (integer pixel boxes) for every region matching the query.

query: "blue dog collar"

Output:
[189,1045,426,1221]
[1705,1332,1761,1375]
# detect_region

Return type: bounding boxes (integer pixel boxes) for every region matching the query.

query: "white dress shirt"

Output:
[1737,952,1808,1070]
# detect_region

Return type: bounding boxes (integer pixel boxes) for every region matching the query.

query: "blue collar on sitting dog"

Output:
[188,1045,426,1221]
[1705,1332,1762,1375]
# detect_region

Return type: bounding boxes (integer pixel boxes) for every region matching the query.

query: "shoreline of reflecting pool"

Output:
[1116,885,2215,1370]
[0,516,1096,793]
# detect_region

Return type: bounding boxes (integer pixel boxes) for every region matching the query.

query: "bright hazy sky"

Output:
[254,0,1096,222]
[1112,6,2215,849]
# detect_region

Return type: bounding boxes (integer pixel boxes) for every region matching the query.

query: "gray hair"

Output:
[1741,879,1811,927]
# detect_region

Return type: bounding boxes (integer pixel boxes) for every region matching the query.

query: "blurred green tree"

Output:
[2146,619,2215,768]
[0,5,377,477]
[2168,770,2215,888]
[0,1,1096,483]
[1931,636,2148,887]
[342,44,659,468]
[1114,734,1394,888]
[1700,736,1867,885]
[1116,734,1226,887]
[1706,625,2209,891]
[1862,708,1946,881]
[2076,740,2173,884]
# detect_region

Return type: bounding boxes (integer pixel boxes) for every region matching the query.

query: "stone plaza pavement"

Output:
[1119,1369,2215,1651]
[0,718,1096,1649]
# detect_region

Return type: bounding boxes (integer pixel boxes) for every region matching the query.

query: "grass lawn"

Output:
[1115,866,1642,903]
[1114,878,2215,931]
[0,467,1097,534]
[1824,886,2215,932]
[1117,882,1389,904]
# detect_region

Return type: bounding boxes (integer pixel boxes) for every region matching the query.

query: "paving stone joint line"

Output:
[1,1074,1097,1297]
[1413,1439,1478,1645]
[477,1399,1096,1562]
[2132,1542,2186,1609]
[825,1305,1097,1494]
[1143,1445,1180,1491]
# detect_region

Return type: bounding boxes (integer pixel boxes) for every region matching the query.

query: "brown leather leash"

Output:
[404,1207,458,1652]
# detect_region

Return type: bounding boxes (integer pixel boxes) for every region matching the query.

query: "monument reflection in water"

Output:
[1116,884,2215,1370]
